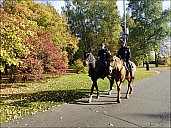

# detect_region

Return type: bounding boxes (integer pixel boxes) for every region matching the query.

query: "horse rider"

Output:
[97,43,110,77]
[117,40,134,78]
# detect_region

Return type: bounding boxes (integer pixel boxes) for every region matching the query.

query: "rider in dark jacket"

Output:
[97,43,110,77]
[97,43,109,62]
[117,40,134,78]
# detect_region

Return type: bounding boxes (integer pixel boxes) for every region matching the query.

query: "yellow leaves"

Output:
[0,49,18,66]
[0,49,7,58]
[1,0,78,76]
[0,7,35,71]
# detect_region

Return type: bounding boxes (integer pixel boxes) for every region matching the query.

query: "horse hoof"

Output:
[96,96,100,99]
[88,99,92,103]
[125,96,129,99]
[108,90,112,95]
[117,99,121,103]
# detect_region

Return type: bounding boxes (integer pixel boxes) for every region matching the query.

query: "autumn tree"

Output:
[0,8,32,72]
[0,0,78,81]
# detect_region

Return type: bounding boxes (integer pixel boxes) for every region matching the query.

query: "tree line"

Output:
[0,0,170,82]
[63,0,170,64]
[0,0,78,82]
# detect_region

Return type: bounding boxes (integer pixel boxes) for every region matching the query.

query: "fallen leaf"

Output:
[109,123,113,126]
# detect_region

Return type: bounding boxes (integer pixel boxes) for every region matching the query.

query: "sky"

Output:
[36,0,171,16]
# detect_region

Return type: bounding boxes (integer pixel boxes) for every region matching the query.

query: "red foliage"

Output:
[19,31,68,80]
[1,7,68,81]
[20,54,43,80]
[0,8,5,14]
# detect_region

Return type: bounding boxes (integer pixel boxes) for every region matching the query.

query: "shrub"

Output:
[164,57,171,67]
[73,59,87,74]
[17,32,68,80]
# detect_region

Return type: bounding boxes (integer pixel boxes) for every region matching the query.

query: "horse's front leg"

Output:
[94,80,99,99]
[88,83,94,103]
[88,80,98,103]
[107,75,114,95]
[116,81,122,103]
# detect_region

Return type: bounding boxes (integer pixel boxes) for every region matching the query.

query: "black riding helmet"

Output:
[100,43,105,49]
[119,40,125,46]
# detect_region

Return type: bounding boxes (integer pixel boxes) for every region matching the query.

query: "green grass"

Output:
[0,67,157,123]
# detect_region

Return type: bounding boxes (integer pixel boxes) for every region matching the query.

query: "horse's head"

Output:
[83,51,95,67]
[108,55,118,74]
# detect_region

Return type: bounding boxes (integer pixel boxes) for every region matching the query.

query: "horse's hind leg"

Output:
[116,81,121,103]
[126,79,133,99]
[126,81,130,99]
[129,82,133,94]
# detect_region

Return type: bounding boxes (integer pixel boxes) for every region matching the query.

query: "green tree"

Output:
[127,0,171,64]
[63,0,122,59]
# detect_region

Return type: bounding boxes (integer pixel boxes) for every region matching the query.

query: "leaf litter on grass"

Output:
[0,69,157,123]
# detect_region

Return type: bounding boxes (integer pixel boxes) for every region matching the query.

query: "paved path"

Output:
[1,68,170,127]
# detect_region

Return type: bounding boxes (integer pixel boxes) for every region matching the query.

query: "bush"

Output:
[164,57,171,67]
[72,59,87,74]
[17,32,68,80]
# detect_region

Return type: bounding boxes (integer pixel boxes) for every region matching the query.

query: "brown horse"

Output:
[109,55,136,103]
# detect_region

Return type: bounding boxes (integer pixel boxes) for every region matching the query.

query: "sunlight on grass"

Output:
[0,67,157,123]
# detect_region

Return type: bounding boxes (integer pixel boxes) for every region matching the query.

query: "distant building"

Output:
[150,51,155,57]
[160,36,171,58]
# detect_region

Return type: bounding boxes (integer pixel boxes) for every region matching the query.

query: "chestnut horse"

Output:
[109,55,136,103]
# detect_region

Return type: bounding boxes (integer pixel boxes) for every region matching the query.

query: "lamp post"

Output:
[123,0,129,46]
[154,45,158,67]
[144,28,149,71]
[155,52,159,67]
[123,0,126,45]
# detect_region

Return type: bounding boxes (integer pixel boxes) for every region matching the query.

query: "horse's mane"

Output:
[113,55,121,62]
[89,52,96,62]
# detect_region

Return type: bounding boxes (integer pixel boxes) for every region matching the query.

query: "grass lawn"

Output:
[0,67,157,123]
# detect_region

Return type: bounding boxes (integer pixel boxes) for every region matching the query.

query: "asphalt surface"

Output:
[1,68,170,127]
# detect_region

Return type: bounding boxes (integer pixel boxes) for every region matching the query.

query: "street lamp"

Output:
[144,27,149,71]
[123,0,126,45]
[123,0,129,45]
[154,45,159,67]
